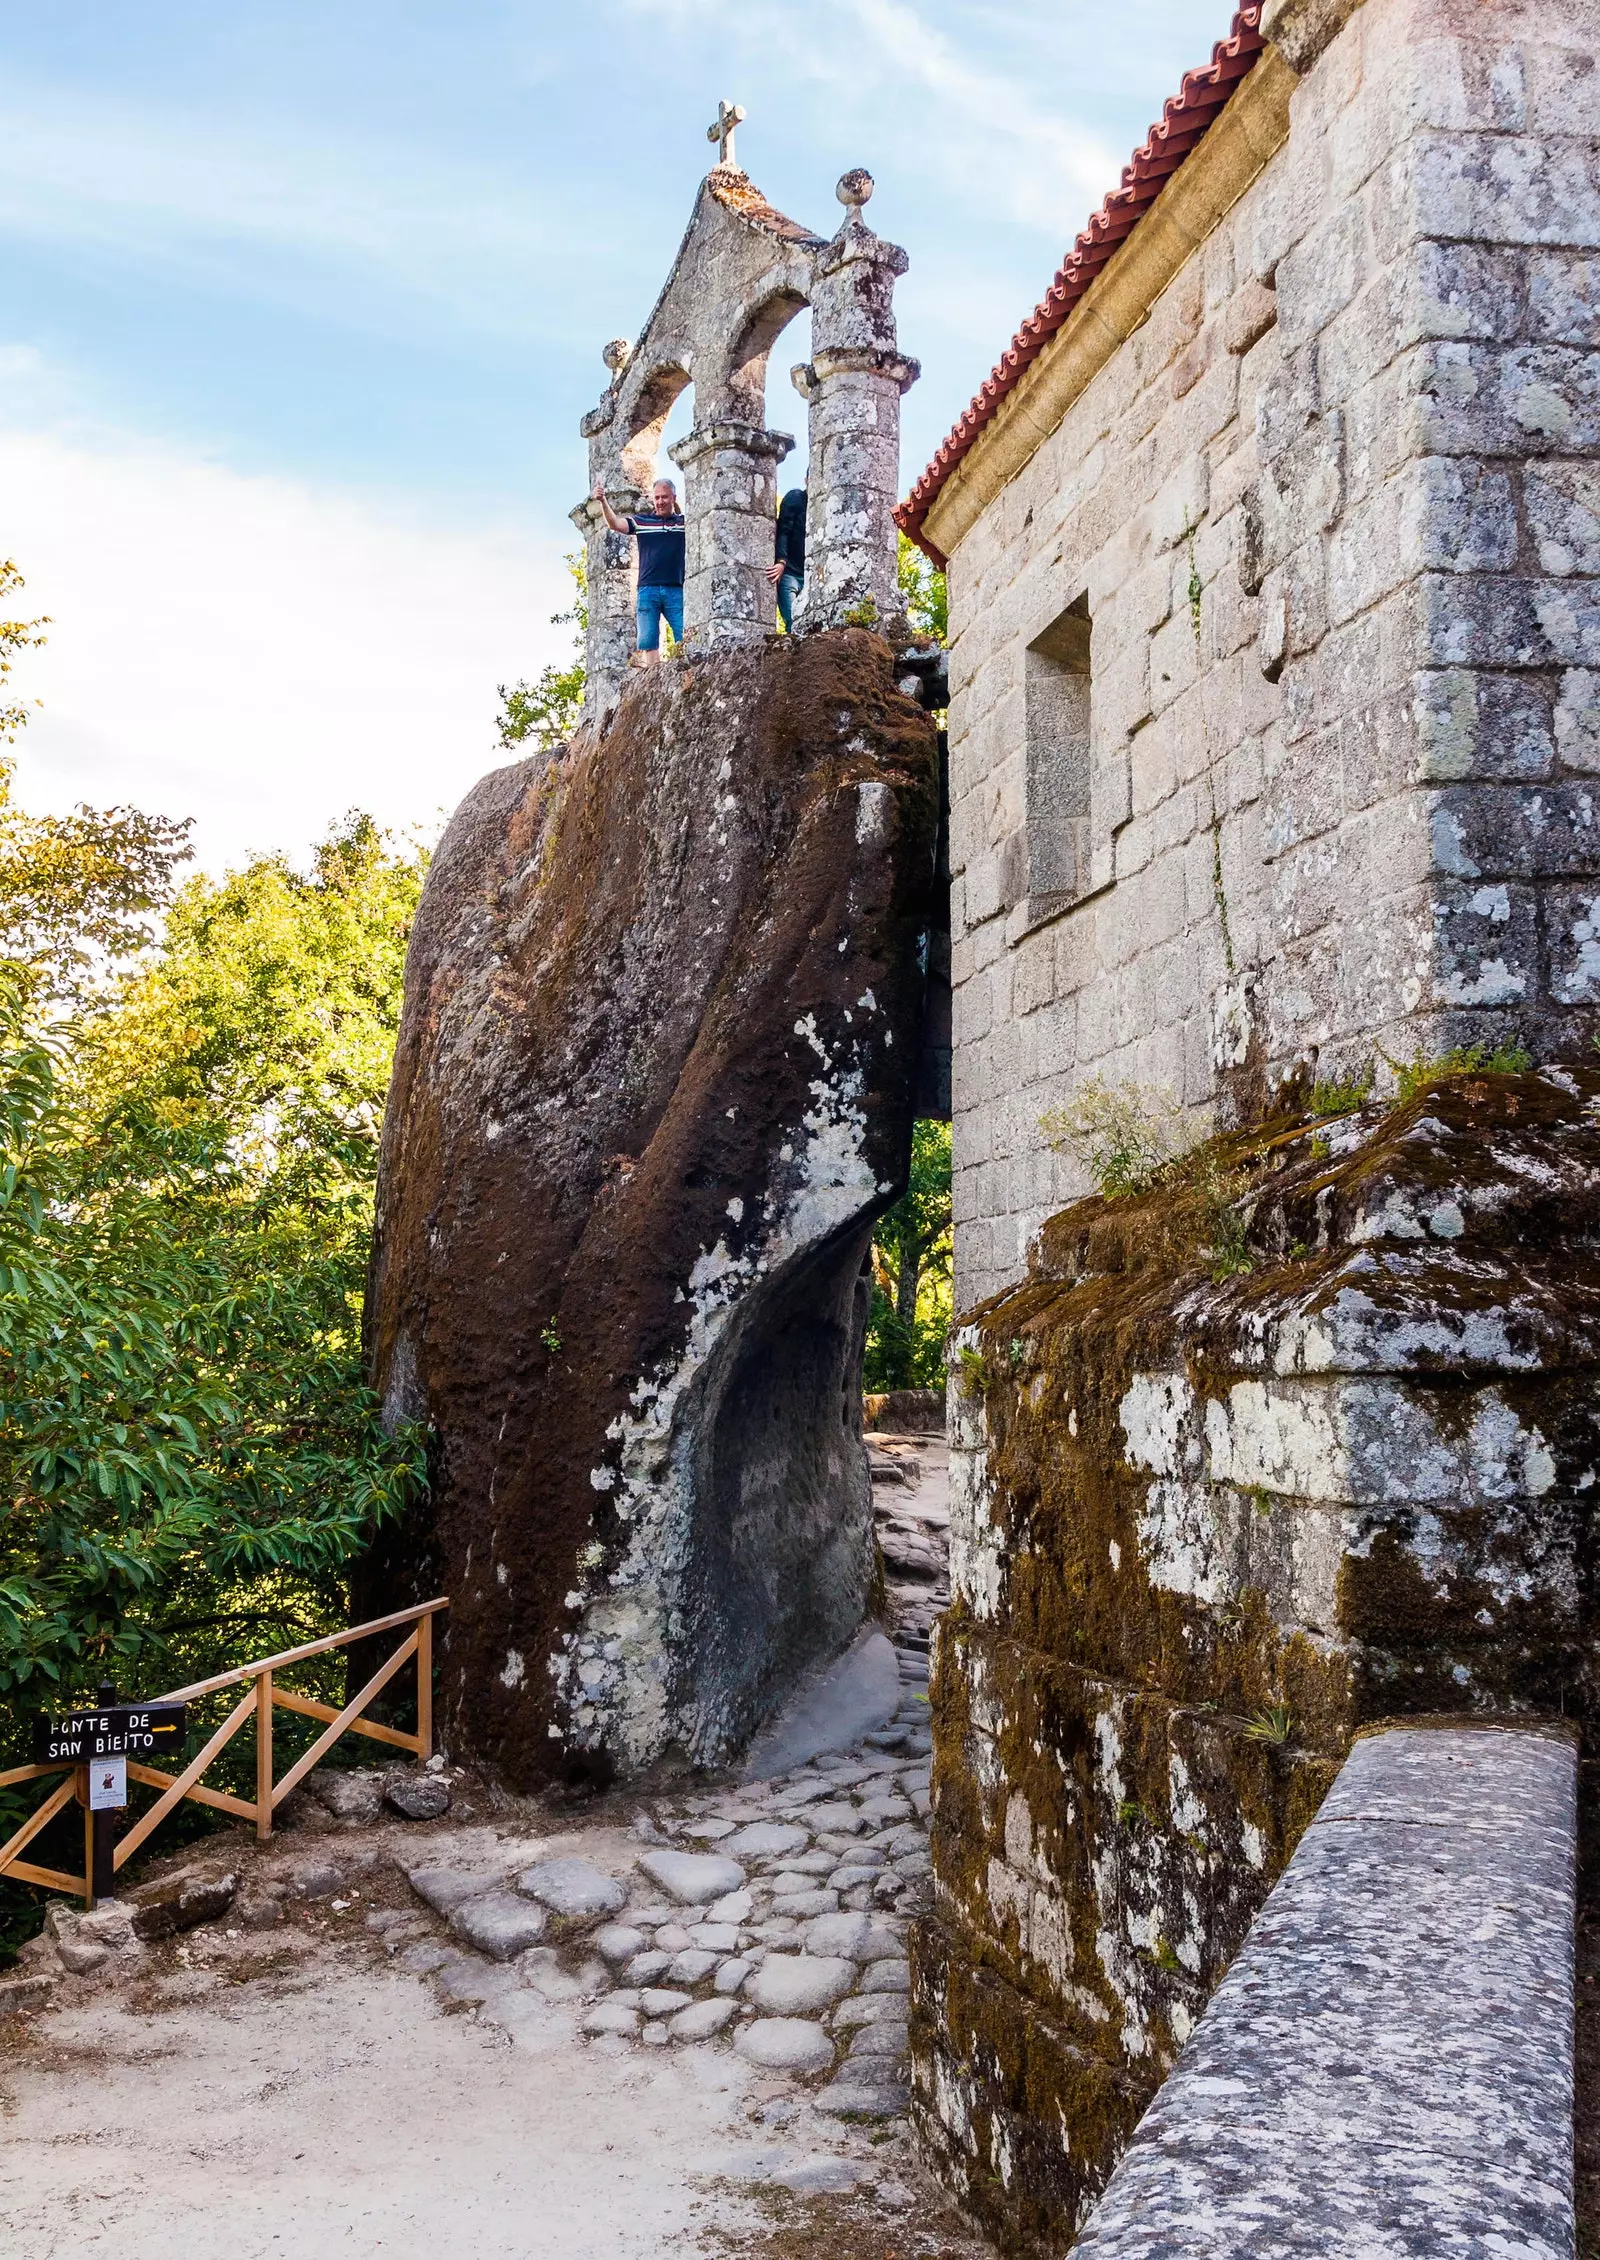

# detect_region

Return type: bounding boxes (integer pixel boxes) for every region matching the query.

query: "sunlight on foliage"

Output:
[865,1120,952,1391]
[1039,1076,1201,1200]
[1382,1038,1532,1107]
[898,534,947,648]
[0,812,430,1756]
[0,561,191,1015]
[0,570,436,1946]
[0,560,49,745]
[498,553,588,752]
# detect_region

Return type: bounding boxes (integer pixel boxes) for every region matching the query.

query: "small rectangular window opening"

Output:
[1023,594,1092,911]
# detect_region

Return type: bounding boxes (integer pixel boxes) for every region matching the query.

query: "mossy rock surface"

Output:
[925,1067,1600,2253]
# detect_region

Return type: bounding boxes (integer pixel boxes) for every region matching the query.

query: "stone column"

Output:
[795,173,919,640]
[668,420,792,651]
[569,490,640,722]
[575,339,639,721]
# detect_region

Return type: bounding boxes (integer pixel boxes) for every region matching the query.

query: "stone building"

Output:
[896,0,1600,2248]
[901,0,1600,1312]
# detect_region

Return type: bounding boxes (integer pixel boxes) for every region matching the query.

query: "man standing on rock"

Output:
[592,475,685,666]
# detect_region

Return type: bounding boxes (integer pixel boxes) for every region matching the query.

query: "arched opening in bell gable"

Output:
[725,287,810,443]
[619,361,691,498]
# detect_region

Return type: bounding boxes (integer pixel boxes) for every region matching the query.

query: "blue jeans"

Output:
[636,583,683,652]
[776,571,804,631]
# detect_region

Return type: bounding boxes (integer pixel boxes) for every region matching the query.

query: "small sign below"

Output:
[88,1756,128,1810]
[34,1704,187,1766]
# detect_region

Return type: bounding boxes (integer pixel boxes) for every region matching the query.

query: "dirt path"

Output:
[0,1443,988,2259]
[0,1944,979,2258]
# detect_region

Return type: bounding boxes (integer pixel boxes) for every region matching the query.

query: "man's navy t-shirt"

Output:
[627,511,686,588]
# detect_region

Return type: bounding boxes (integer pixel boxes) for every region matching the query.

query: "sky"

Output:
[1,0,1232,875]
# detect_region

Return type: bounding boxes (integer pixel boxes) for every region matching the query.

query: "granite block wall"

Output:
[943,0,1600,1309]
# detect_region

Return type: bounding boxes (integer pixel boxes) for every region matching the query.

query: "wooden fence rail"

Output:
[0,1598,447,1908]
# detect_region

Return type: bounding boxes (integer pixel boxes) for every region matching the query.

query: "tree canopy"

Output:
[0,816,429,1734]
[0,578,432,1945]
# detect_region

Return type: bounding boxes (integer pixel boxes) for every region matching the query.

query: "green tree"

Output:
[0,813,430,1741]
[80,811,423,1191]
[0,560,48,745]
[498,553,588,751]
[864,1119,953,1391]
[0,573,429,1943]
[898,533,948,647]
[0,560,191,1012]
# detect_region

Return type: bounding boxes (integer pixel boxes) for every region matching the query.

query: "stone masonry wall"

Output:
[1070,1724,1578,2260]
[944,0,1600,1311]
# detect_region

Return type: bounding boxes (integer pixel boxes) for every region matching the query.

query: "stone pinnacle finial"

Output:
[837,168,874,214]
[603,338,632,375]
[707,99,746,169]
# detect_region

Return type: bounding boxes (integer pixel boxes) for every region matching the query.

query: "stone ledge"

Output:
[1071,1724,1578,2260]
[1260,0,1365,75]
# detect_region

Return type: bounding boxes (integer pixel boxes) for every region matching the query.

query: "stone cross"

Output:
[706,99,745,169]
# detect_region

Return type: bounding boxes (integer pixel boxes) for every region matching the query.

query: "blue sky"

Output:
[1,0,1232,870]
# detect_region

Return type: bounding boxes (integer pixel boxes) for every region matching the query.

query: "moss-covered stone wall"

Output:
[914,1067,1600,2252]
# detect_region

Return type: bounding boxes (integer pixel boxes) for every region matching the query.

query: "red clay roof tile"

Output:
[897,7,1266,567]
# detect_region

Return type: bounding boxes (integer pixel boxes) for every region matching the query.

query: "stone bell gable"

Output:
[574,156,919,714]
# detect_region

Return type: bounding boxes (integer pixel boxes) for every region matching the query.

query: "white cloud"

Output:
[812,0,1120,227]
[605,0,1120,232]
[1,425,570,875]
[0,74,602,348]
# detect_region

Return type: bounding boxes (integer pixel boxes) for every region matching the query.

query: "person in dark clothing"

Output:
[592,476,686,664]
[768,481,807,632]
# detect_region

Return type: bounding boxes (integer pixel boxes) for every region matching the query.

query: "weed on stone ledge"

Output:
[953,1345,986,1397]
[1038,1077,1199,1200]
[1379,1039,1532,1107]
[1309,1061,1375,1116]
[1243,1704,1293,1745]
[1039,1078,1259,1280]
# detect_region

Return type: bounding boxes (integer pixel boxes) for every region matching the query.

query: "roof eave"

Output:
[898,5,1271,567]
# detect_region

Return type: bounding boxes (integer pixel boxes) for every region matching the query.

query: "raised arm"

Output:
[591,480,630,536]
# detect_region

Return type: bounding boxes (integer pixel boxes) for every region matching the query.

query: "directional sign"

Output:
[33,1704,187,1766]
[88,1756,128,1810]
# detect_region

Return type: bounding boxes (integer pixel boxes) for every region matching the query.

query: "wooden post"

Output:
[416,1612,433,1763]
[89,1676,116,1904]
[91,1807,115,1904]
[79,1769,94,1909]
[255,1670,273,1842]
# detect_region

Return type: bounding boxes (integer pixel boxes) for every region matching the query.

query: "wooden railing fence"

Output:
[0,1598,447,1907]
